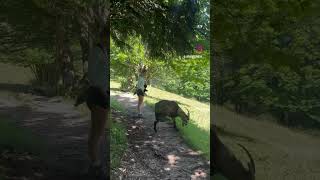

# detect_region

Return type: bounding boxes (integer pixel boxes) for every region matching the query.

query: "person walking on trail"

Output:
[85,26,109,179]
[135,66,148,118]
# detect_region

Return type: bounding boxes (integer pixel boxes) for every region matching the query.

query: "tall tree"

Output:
[1,0,200,95]
[211,0,320,126]
[110,0,199,57]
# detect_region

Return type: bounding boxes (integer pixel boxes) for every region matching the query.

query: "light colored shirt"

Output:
[87,45,108,92]
[137,76,145,90]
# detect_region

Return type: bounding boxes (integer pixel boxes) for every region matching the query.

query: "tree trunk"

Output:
[53,15,65,95]
[80,34,89,75]
[85,0,110,173]
[61,46,75,94]
[280,111,290,126]
[211,48,225,105]
[55,15,77,96]
[78,12,90,75]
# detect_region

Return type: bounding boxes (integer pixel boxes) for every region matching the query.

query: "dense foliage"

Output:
[109,0,209,101]
[0,0,201,97]
[211,0,320,128]
[111,35,210,102]
[111,0,200,57]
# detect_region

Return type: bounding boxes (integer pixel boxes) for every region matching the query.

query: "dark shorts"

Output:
[136,89,144,96]
[86,86,109,109]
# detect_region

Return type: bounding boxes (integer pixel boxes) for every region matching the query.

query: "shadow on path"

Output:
[0,95,90,180]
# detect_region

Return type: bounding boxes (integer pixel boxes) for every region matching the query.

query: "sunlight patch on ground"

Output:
[167,154,180,166]
[187,149,202,156]
[191,169,207,179]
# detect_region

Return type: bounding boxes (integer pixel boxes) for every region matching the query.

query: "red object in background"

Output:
[195,44,204,52]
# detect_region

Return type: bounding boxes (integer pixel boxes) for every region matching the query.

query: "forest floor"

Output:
[0,91,95,180]
[0,63,210,180]
[110,90,210,179]
[110,81,210,160]
[0,63,98,180]
[2,63,320,180]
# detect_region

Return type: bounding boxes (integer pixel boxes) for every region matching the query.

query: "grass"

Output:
[110,97,128,169]
[111,97,125,112]
[111,81,210,160]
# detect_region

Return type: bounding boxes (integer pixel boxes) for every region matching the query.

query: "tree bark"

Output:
[77,9,90,75]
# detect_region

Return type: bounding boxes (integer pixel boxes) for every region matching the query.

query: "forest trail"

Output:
[0,92,93,180]
[110,90,210,180]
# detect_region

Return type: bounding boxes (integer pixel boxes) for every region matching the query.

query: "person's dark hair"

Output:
[140,66,147,76]
[142,67,147,73]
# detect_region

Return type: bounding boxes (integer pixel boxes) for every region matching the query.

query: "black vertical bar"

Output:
[210,0,214,178]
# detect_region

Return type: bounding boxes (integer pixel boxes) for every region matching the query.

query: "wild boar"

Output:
[154,100,189,132]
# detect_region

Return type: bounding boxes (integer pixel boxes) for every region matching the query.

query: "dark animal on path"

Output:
[74,74,90,107]
[213,126,255,180]
[154,100,189,132]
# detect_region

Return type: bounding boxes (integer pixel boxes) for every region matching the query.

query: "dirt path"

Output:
[110,91,210,180]
[0,93,92,180]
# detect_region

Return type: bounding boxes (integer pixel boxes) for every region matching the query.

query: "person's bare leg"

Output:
[96,106,107,169]
[140,95,144,113]
[138,95,144,114]
[102,108,110,175]
[88,105,108,164]
[137,96,141,113]
[88,106,101,165]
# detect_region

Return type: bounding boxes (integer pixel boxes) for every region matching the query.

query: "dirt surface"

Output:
[110,91,210,180]
[0,93,93,180]
[213,105,320,180]
[0,149,49,180]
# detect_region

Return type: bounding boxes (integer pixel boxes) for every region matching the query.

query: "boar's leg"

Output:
[154,113,162,132]
[154,120,159,132]
[173,118,179,131]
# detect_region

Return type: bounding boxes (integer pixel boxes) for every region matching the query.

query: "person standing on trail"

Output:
[85,25,109,179]
[135,66,147,118]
